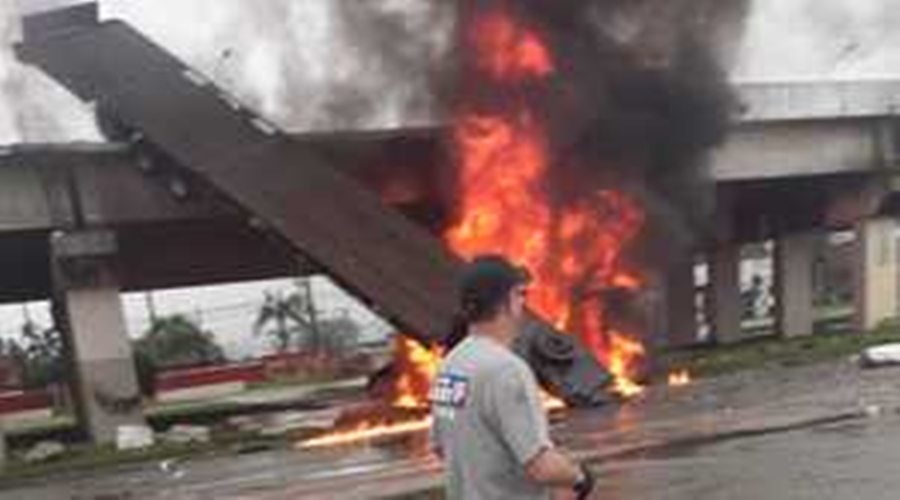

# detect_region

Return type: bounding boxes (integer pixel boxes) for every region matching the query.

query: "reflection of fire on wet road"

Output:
[668,370,692,387]
[297,416,433,449]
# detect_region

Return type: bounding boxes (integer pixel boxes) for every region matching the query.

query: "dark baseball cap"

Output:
[458,254,531,319]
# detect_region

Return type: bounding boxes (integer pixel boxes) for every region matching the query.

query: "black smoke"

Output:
[455,0,747,256]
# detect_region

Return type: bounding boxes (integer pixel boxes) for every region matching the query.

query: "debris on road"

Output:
[116,425,155,451]
[859,343,900,368]
[160,425,211,445]
[23,440,66,464]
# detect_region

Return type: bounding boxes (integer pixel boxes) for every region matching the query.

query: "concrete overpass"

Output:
[697,80,900,347]
[0,81,898,346]
[0,129,447,303]
[713,80,900,181]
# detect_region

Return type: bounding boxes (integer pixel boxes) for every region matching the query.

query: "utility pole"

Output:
[21,303,32,327]
[194,308,204,328]
[144,292,157,325]
[299,278,322,354]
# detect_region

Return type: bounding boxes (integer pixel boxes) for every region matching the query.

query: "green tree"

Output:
[316,315,362,356]
[133,314,225,397]
[18,320,64,389]
[135,314,225,369]
[254,279,321,352]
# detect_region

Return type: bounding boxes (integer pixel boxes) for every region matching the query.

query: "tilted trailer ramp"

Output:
[17,3,613,406]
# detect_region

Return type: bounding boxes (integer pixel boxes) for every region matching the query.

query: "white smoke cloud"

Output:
[733,0,900,81]
[0,1,101,145]
[104,0,453,131]
[5,0,896,146]
[0,0,452,145]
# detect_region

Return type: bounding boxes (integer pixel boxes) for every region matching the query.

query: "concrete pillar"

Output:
[709,242,743,344]
[51,230,145,444]
[0,422,6,471]
[854,218,899,331]
[663,258,698,347]
[775,232,817,337]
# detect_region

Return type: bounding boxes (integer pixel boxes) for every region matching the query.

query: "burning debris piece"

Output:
[667,369,692,387]
[389,336,442,409]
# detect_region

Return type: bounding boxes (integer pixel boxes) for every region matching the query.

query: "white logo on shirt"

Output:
[431,372,470,409]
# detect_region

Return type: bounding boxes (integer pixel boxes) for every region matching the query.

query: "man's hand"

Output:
[526,448,598,498]
[525,447,581,487]
[552,467,598,500]
[572,464,598,499]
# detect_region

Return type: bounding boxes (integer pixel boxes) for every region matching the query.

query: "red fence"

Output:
[0,390,52,414]
[155,363,266,392]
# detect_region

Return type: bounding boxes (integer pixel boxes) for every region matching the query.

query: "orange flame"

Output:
[468,9,554,82]
[297,417,433,449]
[540,390,567,412]
[606,332,647,397]
[668,369,692,387]
[448,5,647,398]
[390,336,442,409]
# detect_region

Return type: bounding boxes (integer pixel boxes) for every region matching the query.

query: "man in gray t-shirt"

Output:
[430,255,597,500]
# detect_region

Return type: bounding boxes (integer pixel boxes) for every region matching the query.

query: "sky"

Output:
[2,0,898,145]
[733,0,900,81]
[0,0,899,356]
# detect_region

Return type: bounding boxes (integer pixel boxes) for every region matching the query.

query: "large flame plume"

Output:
[296,1,665,449]
[447,2,647,398]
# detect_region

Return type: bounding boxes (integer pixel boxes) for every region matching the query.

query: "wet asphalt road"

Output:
[4,361,900,499]
[593,411,900,500]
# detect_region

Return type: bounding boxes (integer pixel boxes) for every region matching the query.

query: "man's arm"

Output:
[525,446,581,486]
[526,448,597,499]
[487,362,596,497]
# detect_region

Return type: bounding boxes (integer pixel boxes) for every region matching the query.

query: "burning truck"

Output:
[17,0,737,448]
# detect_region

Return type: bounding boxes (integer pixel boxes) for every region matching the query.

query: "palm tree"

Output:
[254,279,321,353]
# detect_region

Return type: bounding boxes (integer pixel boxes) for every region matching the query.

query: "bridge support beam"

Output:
[776,231,817,337]
[854,218,899,331]
[0,424,6,471]
[710,242,743,344]
[663,257,698,347]
[51,230,145,444]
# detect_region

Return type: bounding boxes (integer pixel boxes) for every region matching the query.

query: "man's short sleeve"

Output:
[485,360,551,465]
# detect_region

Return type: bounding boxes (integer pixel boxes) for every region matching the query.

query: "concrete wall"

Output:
[737,81,900,123]
[710,119,894,181]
